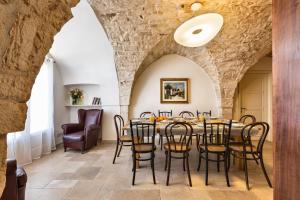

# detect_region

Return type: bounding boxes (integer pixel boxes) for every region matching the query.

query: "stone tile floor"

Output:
[24,141,273,200]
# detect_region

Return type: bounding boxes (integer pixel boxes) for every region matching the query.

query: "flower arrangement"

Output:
[69,88,83,105]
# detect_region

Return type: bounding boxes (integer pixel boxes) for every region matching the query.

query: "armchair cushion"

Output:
[63,131,84,142]
[62,123,83,134]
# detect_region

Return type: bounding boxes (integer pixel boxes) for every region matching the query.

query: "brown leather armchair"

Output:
[62,109,103,153]
[1,159,27,200]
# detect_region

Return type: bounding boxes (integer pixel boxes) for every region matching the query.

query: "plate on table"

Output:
[232,120,239,123]
[232,123,245,128]
[131,119,141,123]
[209,116,218,119]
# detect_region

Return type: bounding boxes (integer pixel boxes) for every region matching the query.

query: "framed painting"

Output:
[160,78,189,104]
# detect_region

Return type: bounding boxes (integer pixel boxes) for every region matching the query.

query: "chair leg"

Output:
[197,150,202,171]
[160,136,163,150]
[196,135,199,151]
[151,153,156,184]
[183,153,186,171]
[217,154,220,172]
[158,135,161,145]
[166,152,172,186]
[259,156,272,188]
[205,152,209,185]
[243,153,250,190]
[227,151,231,171]
[132,153,136,185]
[224,152,230,187]
[164,151,168,171]
[117,142,123,157]
[64,147,67,152]
[112,142,119,164]
[252,152,259,165]
[186,153,192,187]
[81,145,85,154]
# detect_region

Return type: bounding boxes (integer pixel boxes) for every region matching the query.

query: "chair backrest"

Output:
[164,122,193,151]
[240,122,269,153]
[140,112,156,118]
[114,115,125,139]
[158,110,172,117]
[130,120,156,151]
[179,111,195,118]
[83,109,102,127]
[239,115,256,125]
[196,110,212,118]
[203,119,232,148]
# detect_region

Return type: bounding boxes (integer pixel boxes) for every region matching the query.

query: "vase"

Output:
[72,98,79,105]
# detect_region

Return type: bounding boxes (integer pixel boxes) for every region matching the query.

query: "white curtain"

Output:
[7,55,56,166]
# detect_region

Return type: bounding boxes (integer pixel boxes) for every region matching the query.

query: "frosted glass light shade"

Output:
[174,13,224,47]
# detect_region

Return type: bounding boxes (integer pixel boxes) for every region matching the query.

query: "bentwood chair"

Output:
[196,110,212,118]
[197,119,232,187]
[140,112,156,118]
[164,122,193,186]
[229,122,272,190]
[113,115,133,164]
[130,120,157,185]
[179,111,195,118]
[179,111,197,146]
[158,110,173,149]
[239,115,256,125]
[158,110,173,117]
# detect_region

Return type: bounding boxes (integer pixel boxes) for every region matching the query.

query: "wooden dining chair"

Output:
[130,120,157,185]
[140,112,156,118]
[196,110,212,118]
[229,122,272,190]
[158,110,173,117]
[158,110,173,149]
[164,122,193,186]
[197,119,232,187]
[239,115,256,125]
[179,111,198,146]
[113,115,133,164]
[179,111,195,118]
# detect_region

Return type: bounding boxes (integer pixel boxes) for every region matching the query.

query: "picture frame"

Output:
[160,78,189,104]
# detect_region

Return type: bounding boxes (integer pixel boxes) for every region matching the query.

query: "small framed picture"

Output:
[160,78,189,104]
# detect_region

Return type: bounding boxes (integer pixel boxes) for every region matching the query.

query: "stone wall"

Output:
[90,0,272,119]
[0,0,78,194]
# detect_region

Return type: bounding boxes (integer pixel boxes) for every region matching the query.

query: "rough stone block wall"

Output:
[0,0,78,194]
[90,0,272,118]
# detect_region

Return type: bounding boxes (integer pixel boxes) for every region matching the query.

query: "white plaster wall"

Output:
[130,54,218,118]
[50,0,120,141]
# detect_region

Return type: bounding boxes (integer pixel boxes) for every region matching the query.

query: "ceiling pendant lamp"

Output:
[174,13,224,47]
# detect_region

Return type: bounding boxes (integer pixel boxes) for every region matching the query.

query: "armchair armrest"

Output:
[1,159,17,200]
[61,123,83,135]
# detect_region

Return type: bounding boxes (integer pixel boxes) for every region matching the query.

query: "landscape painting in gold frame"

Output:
[160,78,189,104]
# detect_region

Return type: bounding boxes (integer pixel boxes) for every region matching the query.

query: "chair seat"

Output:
[63,131,84,142]
[229,144,256,152]
[120,135,132,142]
[200,144,226,152]
[134,144,156,153]
[164,143,191,152]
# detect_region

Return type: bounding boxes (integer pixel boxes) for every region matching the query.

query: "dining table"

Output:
[123,117,259,170]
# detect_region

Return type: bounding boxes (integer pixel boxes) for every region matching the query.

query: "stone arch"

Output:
[131,34,222,115]
[0,0,79,193]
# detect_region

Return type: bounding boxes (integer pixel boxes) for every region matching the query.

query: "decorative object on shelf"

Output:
[160,78,189,104]
[174,13,224,47]
[92,97,102,105]
[69,88,83,105]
